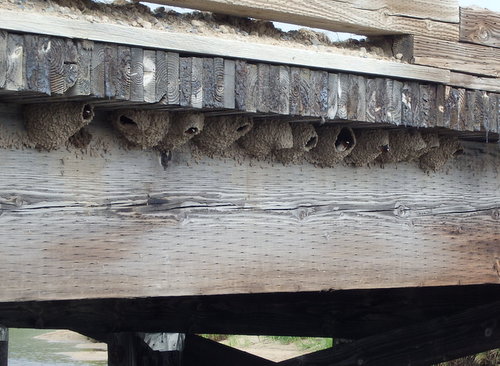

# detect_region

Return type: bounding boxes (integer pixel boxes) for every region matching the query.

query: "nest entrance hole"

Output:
[236,123,251,134]
[335,127,355,151]
[185,126,200,135]
[305,136,318,150]
[120,115,137,126]
[82,104,93,121]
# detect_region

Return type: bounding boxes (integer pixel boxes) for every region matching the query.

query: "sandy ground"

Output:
[35,330,315,362]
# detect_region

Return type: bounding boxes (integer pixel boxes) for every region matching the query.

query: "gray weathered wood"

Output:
[0,31,6,89]
[70,40,92,96]
[25,34,50,95]
[289,67,301,116]
[223,59,235,109]
[0,108,498,302]
[143,49,156,103]
[401,81,421,127]
[299,68,311,116]
[386,79,403,125]
[327,73,339,120]
[460,7,500,48]
[278,65,290,115]
[310,70,328,118]
[191,57,203,108]
[5,33,25,91]
[235,60,246,110]
[167,52,180,105]
[202,57,215,108]
[337,73,350,120]
[156,50,168,103]
[48,38,78,95]
[91,42,105,98]
[104,44,118,98]
[180,57,192,107]
[245,63,258,113]
[116,46,131,100]
[418,84,437,128]
[257,63,270,113]
[130,47,144,102]
[213,57,225,109]
[347,74,366,121]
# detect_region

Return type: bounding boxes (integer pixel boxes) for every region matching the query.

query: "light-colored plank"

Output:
[0,31,6,88]
[166,52,180,105]
[449,72,500,93]
[223,59,235,109]
[411,35,500,78]
[130,47,144,102]
[143,49,156,103]
[0,10,451,84]
[0,109,498,303]
[134,0,459,39]
[5,33,25,91]
[460,7,500,48]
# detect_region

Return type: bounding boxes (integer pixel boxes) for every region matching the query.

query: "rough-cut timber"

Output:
[0,11,451,84]
[0,107,498,303]
[460,7,500,48]
[137,0,460,39]
[396,35,500,78]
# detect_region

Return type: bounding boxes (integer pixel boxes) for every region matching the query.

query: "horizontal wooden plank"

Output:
[449,72,500,93]
[410,35,500,77]
[0,10,451,84]
[137,0,460,39]
[460,7,500,48]
[0,109,498,302]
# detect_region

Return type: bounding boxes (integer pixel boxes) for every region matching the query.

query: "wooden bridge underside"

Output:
[0,1,500,364]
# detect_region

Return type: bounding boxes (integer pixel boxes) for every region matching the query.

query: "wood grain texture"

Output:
[24,35,50,95]
[138,0,459,39]
[143,49,156,103]
[69,40,92,96]
[235,60,247,110]
[191,57,203,108]
[310,71,328,117]
[223,59,235,109]
[167,52,180,105]
[180,57,192,107]
[257,63,270,113]
[401,81,421,127]
[48,38,78,95]
[0,31,6,89]
[5,33,24,91]
[0,10,452,84]
[245,63,258,113]
[327,73,339,120]
[116,46,131,100]
[0,109,498,303]
[278,65,290,115]
[411,35,500,77]
[289,67,301,116]
[418,84,437,128]
[104,44,118,98]
[449,72,500,94]
[129,47,144,102]
[202,57,215,108]
[213,57,225,109]
[460,7,500,48]
[91,42,105,98]
[155,50,168,103]
[268,65,280,114]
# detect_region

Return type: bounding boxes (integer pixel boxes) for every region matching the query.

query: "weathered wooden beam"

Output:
[135,0,459,39]
[183,334,275,366]
[0,11,451,84]
[0,107,498,302]
[279,300,500,366]
[460,7,500,48]
[396,35,500,78]
[0,326,7,366]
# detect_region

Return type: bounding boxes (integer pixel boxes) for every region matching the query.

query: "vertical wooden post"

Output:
[0,326,8,366]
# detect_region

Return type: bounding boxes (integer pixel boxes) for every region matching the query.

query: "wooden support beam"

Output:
[460,7,500,48]
[0,10,451,84]
[279,301,500,366]
[0,326,7,366]
[396,35,500,78]
[183,334,275,366]
[136,0,459,39]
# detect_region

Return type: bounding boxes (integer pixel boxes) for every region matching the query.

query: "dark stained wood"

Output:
[279,301,500,366]
[257,63,270,113]
[337,73,350,120]
[0,31,6,89]
[130,47,144,102]
[0,326,6,366]
[191,57,203,108]
[24,35,50,95]
[401,81,421,127]
[435,84,446,127]
[310,70,328,118]
[104,44,118,98]
[179,57,192,107]
[183,334,274,366]
[386,78,403,125]
[444,86,463,130]
[156,50,168,103]
[289,67,301,116]
[460,7,500,48]
[213,57,224,109]
[299,68,311,116]
[2,286,500,340]
[234,60,246,110]
[366,78,385,123]
[116,46,131,100]
[418,84,437,128]
[223,59,235,109]
[108,333,137,366]
[167,52,180,105]
[143,49,156,103]
[71,40,92,96]
[202,57,215,108]
[268,65,280,114]
[347,74,366,121]
[5,33,25,91]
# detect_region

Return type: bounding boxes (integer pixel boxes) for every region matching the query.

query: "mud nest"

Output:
[239,120,293,159]
[24,102,94,150]
[345,129,390,167]
[111,109,170,149]
[419,136,463,172]
[158,112,205,151]
[275,123,318,164]
[194,115,253,155]
[307,126,356,167]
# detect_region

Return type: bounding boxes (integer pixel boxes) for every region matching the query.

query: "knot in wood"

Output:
[491,209,500,220]
[394,204,410,218]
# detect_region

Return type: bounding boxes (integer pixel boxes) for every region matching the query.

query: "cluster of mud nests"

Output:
[22,104,462,172]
